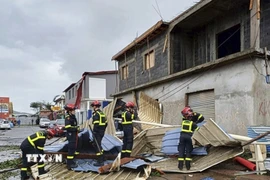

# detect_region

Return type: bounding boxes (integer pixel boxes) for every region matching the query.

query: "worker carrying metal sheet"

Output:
[20,129,55,180]
[64,103,79,170]
[91,100,107,166]
[178,106,204,170]
[121,101,137,158]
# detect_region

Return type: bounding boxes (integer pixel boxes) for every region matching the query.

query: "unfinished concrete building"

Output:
[111,0,270,135]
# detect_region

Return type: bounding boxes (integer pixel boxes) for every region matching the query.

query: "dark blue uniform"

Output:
[20,131,48,179]
[65,113,78,169]
[178,119,199,170]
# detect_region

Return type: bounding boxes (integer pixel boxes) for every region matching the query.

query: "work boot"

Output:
[67,163,78,170]
[21,170,30,180]
[38,168,49,175]
[121,153,126,159]
[185,161,191,170]
[178,161,183,170]
[93,156,104,166]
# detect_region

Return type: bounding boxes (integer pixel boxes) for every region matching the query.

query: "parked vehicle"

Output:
[47,119,66,137]
[39,118,51,128]
[0,119,11,130]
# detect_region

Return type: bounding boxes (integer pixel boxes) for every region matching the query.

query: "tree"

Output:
[30,102,42,114]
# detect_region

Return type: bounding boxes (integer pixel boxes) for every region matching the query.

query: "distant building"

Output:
[63,70,118,124]
[0,97,13,119]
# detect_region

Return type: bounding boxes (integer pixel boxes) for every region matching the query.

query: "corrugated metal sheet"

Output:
[138,92,162,130]
[247,126,270,153]
[132,119,244,173]
[121,159,148,169]
[160,123,208,155]
[188,90,215,121]
[192,119,240,147]
[31,163,150,180]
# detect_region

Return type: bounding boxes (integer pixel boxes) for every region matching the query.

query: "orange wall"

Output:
[0,97,10,119]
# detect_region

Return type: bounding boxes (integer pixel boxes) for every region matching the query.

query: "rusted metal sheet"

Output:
[137,92,162,130]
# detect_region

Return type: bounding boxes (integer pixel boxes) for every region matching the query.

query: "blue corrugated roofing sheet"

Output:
[121,159,149,169]
[247,126,270,154]
[72,159,114,172]
[45,128,123,154]
[161,122,208,155]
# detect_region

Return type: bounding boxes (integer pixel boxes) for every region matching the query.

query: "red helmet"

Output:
[46,129,55,137]
[126,101,135,108]
[181,106,193,117]
[64,104,76,111]
[91,100,101,107]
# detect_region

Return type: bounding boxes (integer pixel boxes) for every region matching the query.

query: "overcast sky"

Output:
[0,0,195,113]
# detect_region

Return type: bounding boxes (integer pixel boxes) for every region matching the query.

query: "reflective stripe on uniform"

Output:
[21,168,27,171]
[122,112,132,125]
[65,125,77,129]
[198,114,203,120]
[38,164,45,168]
[185,158,192,161]
[178,158,184,161]
[67,156,74,159]
[37,146,44,150]
[125,150,132,153]
[75,151,80,155]
[181,120,193,133]
[27,132,46,148]
[121,150,126,153]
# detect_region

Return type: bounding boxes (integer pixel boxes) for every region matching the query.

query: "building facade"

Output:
[63,70,118,124]
[112,0,270,135]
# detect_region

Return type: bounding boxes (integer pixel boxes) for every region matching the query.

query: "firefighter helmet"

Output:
[126,101,135,108]
[91,100,101,107]
[46,129,55,137]
[181,106,193,117]
[64,104,76,111]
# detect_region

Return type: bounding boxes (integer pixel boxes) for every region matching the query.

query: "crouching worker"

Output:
[178,107,199,170]
[20,129,55,180]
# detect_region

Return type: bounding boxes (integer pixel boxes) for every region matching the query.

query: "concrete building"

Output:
[63,70,118,125]
[112,0,270,135]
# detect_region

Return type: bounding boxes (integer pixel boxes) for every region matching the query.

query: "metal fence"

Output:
[15,117,38,125]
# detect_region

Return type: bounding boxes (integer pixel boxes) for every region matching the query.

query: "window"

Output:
[121,65,128,80]
[72,88,74,98]
[68,91,71,100]
[217,24,241,59]
[144,50,155,70]
[75,85,77,96]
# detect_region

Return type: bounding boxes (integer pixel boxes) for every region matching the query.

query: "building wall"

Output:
[171,3,250,73]
[118,31,169,91]
[253,58,270,126]
[260,0,270,49]
[84,74,117,100]
[117,58,262,135]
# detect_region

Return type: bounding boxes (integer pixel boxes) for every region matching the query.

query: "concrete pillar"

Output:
[250,0,260,49]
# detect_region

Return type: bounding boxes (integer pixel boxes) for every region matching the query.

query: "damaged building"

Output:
[112,0,270,135]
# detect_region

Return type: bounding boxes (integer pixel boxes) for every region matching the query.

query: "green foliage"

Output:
[0,158,21,169]
[30,101,53,113]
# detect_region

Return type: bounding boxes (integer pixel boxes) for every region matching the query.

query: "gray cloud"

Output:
[0,0,194,113]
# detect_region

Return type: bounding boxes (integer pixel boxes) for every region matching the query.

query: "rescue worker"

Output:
[64,103,78,170]
[178,107,199,170]
[20,129,55,180]
[184,106,205,124]
[121,101,137,158]
[91,100,107,166]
